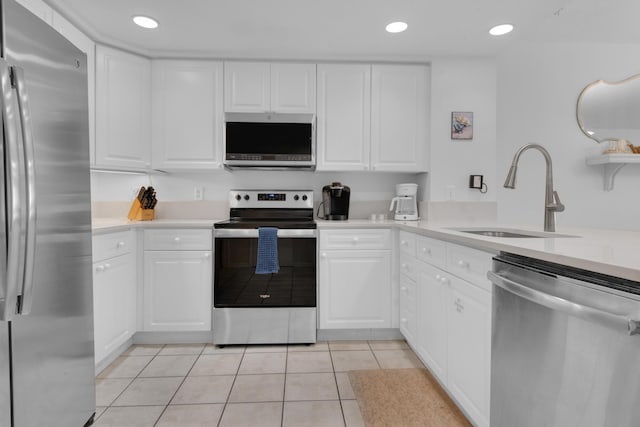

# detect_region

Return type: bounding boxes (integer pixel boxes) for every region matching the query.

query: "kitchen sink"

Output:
[446,227,578,238]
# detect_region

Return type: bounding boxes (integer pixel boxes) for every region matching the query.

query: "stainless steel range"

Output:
[213,190,317,345]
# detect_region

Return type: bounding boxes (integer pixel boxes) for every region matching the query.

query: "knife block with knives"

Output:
[128,186,157,221]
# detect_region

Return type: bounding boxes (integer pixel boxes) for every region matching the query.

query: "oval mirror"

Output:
[576,74,640,144]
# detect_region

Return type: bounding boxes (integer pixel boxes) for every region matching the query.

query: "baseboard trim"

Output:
[95,338,134,375]
[132,331,214,345]
[317,328,402,341]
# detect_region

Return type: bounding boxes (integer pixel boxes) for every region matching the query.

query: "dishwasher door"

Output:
[488,254,640,427]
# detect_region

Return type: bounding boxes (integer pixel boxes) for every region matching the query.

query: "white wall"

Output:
[496,41,640,231]
[428,57,497,202]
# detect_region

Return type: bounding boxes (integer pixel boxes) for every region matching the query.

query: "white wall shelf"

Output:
[586,154,640,191]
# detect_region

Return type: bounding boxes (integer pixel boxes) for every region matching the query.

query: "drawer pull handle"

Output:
[457,260,469,269]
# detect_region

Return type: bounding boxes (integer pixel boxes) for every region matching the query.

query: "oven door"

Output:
[214,229,317,308]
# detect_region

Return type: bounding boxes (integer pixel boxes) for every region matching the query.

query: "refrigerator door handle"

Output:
[0,60,26,321]
[13,66,37,315]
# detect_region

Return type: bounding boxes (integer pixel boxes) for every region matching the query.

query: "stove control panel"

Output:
[229,190,313,209]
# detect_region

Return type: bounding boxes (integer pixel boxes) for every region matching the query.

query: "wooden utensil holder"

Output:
[127,199,155,221]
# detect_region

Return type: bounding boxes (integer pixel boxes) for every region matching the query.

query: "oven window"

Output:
[214,237,316,308]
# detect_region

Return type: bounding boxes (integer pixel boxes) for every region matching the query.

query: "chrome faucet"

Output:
[503,144,565,232]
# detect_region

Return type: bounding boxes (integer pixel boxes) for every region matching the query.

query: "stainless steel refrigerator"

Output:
[0,0,95,426]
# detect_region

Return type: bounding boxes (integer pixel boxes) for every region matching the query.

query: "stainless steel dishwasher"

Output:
[488,253,640,427]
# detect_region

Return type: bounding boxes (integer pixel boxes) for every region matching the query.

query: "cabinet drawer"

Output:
[415,235,446,268]
[320,229,391,250]
[93,230,134,262]
[446,243,494,292]
[144,229,212,251]
[399,254,417,282]
[398,231,416,257]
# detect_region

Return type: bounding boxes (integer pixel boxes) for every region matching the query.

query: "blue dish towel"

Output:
[255,227,279,274]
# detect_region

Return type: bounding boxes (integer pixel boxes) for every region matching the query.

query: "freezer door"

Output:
[3,1,95,426]
[0,323,10,427]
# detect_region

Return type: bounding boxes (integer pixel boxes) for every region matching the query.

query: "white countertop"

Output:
[93,217,640,282]
[316,219,640,282]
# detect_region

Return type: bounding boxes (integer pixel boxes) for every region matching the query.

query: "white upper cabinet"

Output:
[95,45,151,171]
[224,61,316,113]
[316,64,371,171]
[371,64,429,172]
[152,60,224,170]
[317,63,429,172]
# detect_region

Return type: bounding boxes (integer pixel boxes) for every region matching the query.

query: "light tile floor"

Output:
[93,340,424,427]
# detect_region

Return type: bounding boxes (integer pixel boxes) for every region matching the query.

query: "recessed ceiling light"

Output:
[489,24,513,36]
[386,22,408,33]
[132,15,159,29]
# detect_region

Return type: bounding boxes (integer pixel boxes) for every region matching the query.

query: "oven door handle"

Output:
[214,228,317,238]
[488,271,640,336]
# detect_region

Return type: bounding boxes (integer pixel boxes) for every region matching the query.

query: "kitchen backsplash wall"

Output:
[90,170,425,219]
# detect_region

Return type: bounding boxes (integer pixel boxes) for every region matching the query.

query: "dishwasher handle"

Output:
[488,270,640,336]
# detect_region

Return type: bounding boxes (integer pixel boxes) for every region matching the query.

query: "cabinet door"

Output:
[319,250,391,329]
[371,64,428,172]
[93,254,136,365]
[95,45,151,170]
[152,60,223,170]
[270,63,316,113]
[447,277,491,427]
[224,61,270,112]
[399,274,417,346]
[415,262,448,383]
[316,64,371,171]
[143,251,212,331]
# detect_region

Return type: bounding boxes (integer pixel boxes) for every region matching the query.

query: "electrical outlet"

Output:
[446,185,456,201]
[469,175,484,189]
[194,186,204,200]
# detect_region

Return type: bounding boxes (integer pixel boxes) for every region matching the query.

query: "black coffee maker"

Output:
[319,182,351,220]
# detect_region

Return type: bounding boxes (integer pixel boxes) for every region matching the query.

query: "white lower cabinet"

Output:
[92,230,136,366]
[415,262,449,382]
[319,229,392,329]
[399,274,417,345]
[143,229,212,332]
[398,230,492,427]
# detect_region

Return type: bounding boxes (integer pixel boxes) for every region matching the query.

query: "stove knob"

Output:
[294,195,300,201]
[235,194,241,201]
[244,194,250,201]
[302,195,308,201]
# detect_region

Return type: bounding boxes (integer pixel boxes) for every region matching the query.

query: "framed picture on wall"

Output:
[451,112,473,140]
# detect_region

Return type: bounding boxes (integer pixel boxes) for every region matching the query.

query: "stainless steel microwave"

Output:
[224,112,316,170]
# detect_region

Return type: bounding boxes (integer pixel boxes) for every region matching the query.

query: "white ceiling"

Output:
[44,0,640,60]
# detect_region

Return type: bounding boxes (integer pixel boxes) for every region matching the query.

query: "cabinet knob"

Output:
[421,247,430,254]
[400,318,408,323]
[104,263,111,270]
[440,276,449,286]
[435,274,441,281]
[173,237,181,242]
[352,237,359,243]
[116,241,125,248]
[401,263,408,270]
[203,252,210,259]
[401,286,408,292]
[457,260,469,269]
[321,252,327,258]
[400,240,407,246]
[95,265,105,273]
